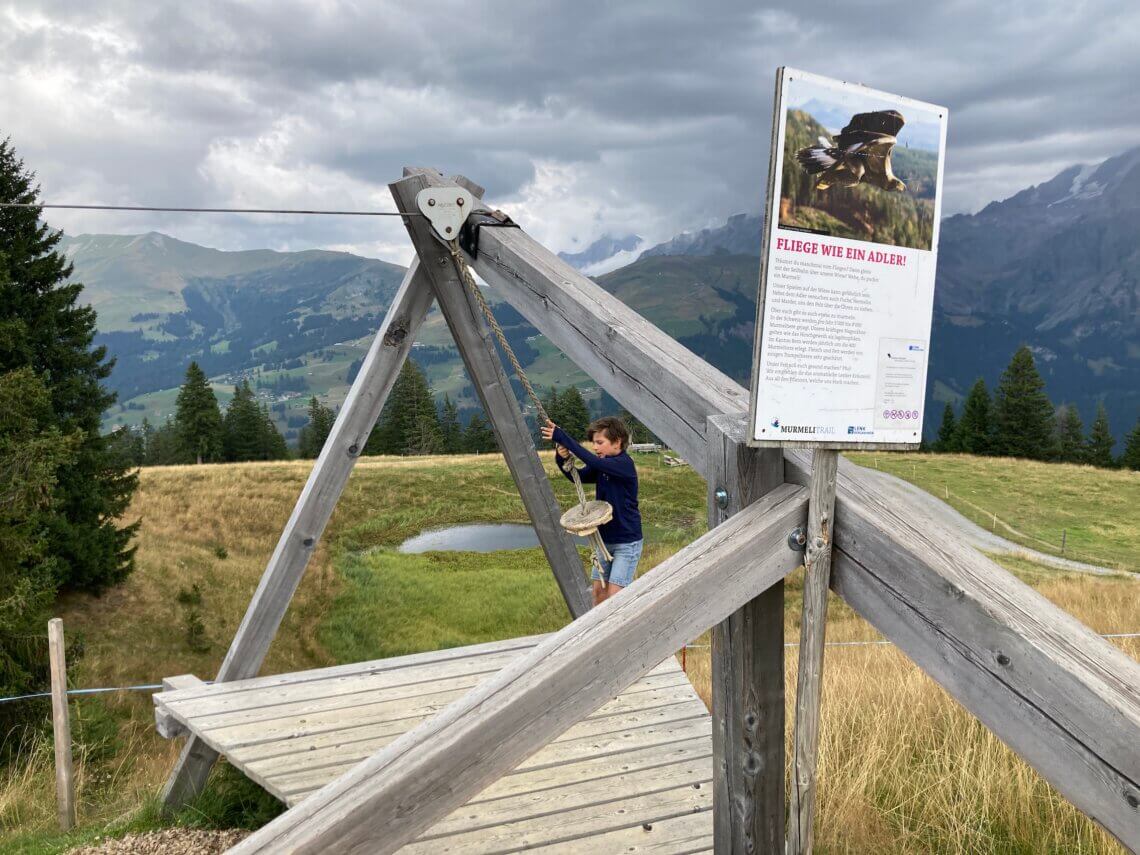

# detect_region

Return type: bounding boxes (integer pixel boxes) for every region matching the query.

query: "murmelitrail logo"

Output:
[770,420,837,436]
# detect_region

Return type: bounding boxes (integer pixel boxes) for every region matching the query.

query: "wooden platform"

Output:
[154,635,713,853]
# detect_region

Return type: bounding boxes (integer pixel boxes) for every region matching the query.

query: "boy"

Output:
[541,416,643,605]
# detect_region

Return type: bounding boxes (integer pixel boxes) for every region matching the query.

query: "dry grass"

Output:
[3,453,1136,853]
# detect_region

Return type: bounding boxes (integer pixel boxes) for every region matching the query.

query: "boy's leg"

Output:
[592,579,606,606]
[601,540,643,601]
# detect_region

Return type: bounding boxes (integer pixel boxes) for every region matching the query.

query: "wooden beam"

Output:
[228,483,809,854]
[400,172,746,478]
[705,413,786,853]
[48,618,75,832]
[389,172,591,618]
[787,448,839,854]
[784,450,1140,851]
[155,675,205,739]
[160,255,438,811]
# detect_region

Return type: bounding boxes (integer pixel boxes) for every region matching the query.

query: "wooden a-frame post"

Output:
[161,173,588,811]
[390,170,591,618]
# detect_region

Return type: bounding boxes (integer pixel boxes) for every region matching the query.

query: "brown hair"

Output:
[587,416,631,451]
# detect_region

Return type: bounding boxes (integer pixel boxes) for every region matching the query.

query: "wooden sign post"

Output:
[745,68,948,853]
[48,618,75,831]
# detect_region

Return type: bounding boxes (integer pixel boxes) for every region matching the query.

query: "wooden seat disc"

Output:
[560,501,613,534]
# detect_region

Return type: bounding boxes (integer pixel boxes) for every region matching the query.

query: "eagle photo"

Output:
[778,94,939,251]
[796,110,907,192]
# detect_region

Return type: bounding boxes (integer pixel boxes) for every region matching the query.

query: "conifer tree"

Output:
[463,410,497,453]
[365,360,441,455]
[0,138,138,592]
[223,380,263,462]
[934,403,957,452]
[259,403,289,460]
[298,396,335,458]
[145,418,182,466]
[955,379,993,455]
[992,347,1055,459]
[559,386,591,439]
[439,395,462,454]
[0,368,82,732]
[1056,404,1086,464]
[1084,402,1116,468]
[175,362,223,463]
[1122,417,1140,471]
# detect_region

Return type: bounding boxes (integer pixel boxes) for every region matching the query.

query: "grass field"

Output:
[1,452,1135,853]
[846,452,1140,572]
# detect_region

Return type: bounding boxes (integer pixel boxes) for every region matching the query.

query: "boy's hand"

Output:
[540,419,557,442]
[555,444,570,459]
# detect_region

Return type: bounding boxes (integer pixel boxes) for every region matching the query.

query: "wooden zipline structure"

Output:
[152,168,1140,853]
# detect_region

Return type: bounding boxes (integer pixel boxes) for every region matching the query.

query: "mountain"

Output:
[558,234,642,272]
[640,213,762,259]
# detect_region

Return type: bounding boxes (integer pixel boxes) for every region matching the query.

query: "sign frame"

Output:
[746,67,948,450]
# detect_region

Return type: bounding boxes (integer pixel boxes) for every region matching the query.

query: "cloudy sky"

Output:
[3,0,1138,264]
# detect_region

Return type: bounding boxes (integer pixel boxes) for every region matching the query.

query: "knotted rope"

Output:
[445,240,613,576]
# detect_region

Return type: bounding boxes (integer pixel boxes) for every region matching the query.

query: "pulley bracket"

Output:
[416,187,475,242]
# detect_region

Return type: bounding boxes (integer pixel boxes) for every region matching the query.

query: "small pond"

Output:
[398,523,587,554]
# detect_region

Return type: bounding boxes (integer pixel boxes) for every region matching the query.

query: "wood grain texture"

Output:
[787,448,838,855]
[161,254,439,811]
[48,619,74,832]
[390,172,591,618]
[227,483,807,854]
[705,413,786,854]
[784,449,1140,850]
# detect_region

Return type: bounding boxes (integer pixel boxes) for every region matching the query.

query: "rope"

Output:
[444,239,612,572]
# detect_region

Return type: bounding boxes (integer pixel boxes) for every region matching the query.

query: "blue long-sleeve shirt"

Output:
[552,426,642,545]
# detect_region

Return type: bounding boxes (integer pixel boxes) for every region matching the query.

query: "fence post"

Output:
[48,618,75,831]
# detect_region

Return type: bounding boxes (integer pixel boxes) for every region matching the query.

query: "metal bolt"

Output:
[787,526,806,551]
[445,226,452,234]
[457,197,464,206]
[427,198,436,207]
[438,256,447,266]
[347,443,359,455]
[714,487,729,510]
[303,537,315,547]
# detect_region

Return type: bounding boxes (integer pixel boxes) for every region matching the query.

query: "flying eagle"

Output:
[796,109,906,192]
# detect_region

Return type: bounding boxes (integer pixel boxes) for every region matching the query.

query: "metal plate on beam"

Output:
[417,187,474,241]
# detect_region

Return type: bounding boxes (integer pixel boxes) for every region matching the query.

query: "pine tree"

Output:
[175,362,223,464]
[559,386,591,439]
[463,410,497,453]
[992,347,1055,459]
[259,403,289,460]
[1084,402,1116,468]
[145,418,182,466]
[955,379,993,455]
[934,403,957,452]
[1056,404,1086,464]
[439,395,462,454]
[222,380,263,462]
[365,360,441,455]
[1121,417,1140,471]
[0,138,138,592]
[0,368,82,734]
[298,396,335,458]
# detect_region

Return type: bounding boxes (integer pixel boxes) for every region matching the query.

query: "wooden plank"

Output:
[155,675,204,739]
[156,634,543,706]
[705,413,785,853]
[390,172,591,619]
[270,716,714,799]
[228,483,807,854]
[418,757,713,841]
[287,735,714,808]
[401,172,746,477]
[783,449,1140,851]
[787,447,839,855]
[234,678,703,776]
[160,254,441,810]
[496,808,712,854]
[48,619,75,832]
[396,781,711,854]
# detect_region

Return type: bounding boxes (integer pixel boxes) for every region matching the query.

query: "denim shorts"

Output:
[593,539,644,587]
